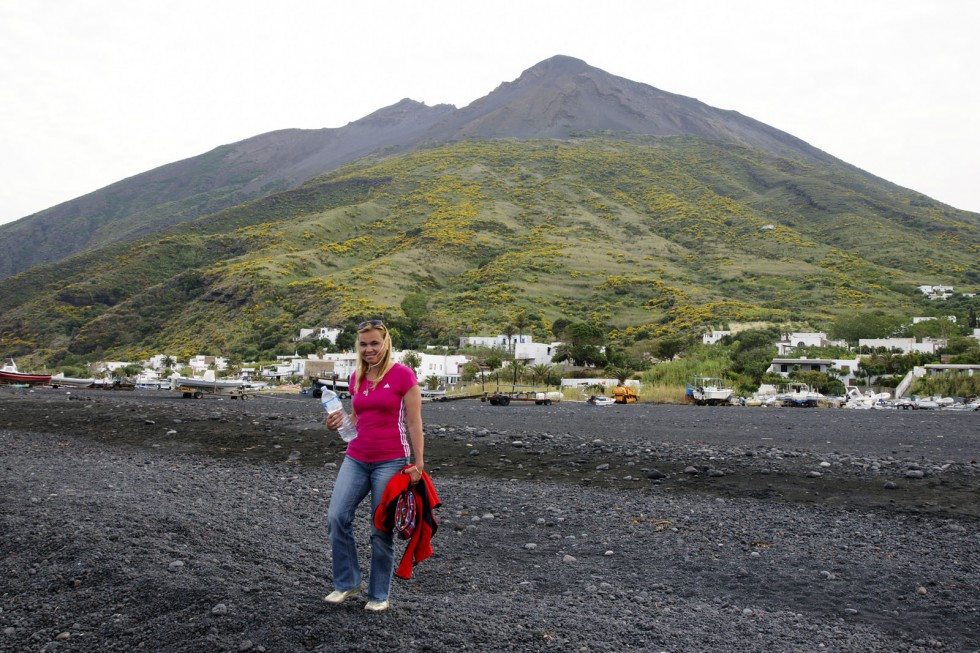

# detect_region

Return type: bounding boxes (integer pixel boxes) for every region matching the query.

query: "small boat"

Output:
[169,371,249,398]
[50,374,97,389]
[587,395,615,406]
[686,377,734,406]
[0,360,52,386]
[779,383,830,408]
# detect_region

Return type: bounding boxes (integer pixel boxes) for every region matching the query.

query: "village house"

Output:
[923,363,979,378]
[775,332,848,356]
[296,326,342,344]
[459,333,534,350]
[459,333,562,366]
[415,351,469,386]
[702,330,731,345]
[857,337,947,354]
[188,355,228,375]
[917,285,954,300]
[911,316,956,324]
[767,356,861,386]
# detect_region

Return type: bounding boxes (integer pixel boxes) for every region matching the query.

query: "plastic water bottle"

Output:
[320,389,357,442]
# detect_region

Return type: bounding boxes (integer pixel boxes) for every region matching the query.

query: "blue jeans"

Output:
[327,455,408,601]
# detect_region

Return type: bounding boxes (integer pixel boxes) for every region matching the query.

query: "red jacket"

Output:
[374,466,441,579]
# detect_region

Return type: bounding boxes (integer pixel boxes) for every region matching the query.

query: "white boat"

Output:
[686,377,734,406]
[842,387,891,409]
[169,370,248,397]
[587,395,615,406]
[779,383,834,408]
[50,374,98,388]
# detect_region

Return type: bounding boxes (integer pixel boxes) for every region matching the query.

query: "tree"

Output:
[512,310,531,341]
[501,323,517,354]
[551,317,572,340]
[401,351,422,375]
[565,322,604,346]
[648,334,691,361]
[401,293,428,325]
[830,312,902,344]
[604,365,632,385]
[529,364,556,387]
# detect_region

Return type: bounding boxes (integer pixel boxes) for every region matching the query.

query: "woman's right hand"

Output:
[325,411,342,431]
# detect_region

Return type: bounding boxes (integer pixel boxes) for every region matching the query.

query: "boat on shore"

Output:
[686,377,735,406]
[50,374,98,389]
[169,371,250,398]
[0,359,52,386]
[0,370,52,386]
[778,383,838,408]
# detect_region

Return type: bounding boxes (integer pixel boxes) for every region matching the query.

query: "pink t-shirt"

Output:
[345,363,418,463]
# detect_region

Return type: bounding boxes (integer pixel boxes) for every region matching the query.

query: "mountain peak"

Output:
[349,98,455,129]
[522,54,591,75]
[421,54,829,161]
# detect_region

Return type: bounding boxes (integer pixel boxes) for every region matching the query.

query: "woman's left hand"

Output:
[407,464,423,483]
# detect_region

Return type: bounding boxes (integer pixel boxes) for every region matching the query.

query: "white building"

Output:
[460,333,534,350]
[911,316,956,324]
[146,354,169,370]
[776,332,848,355]
[297,327,343,344]
[917,285,954,300]
[768,357,861,386]
[858,338,947,354]
[188,355,228,374]
[702,330,731,345]
[513,341,563,366]
[272,350,472,387]
[94,361,133,374]
[413,352,469,386]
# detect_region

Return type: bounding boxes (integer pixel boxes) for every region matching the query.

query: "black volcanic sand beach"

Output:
[1,387,978,652]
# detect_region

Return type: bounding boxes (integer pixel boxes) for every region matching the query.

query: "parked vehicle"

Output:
[613,385,638,404]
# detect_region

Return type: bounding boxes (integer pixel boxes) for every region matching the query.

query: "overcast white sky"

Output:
[1,0,978,226]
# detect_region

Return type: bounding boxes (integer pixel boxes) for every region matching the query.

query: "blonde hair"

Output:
[354,321,395,394]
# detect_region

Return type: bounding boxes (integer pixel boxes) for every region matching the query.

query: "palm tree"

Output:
[512,310,530,342]
[530,363,555,387]
[501,324,517,354]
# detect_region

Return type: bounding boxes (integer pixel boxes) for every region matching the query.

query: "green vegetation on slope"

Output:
[0,137,977,366]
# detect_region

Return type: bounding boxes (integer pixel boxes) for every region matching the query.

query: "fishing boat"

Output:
[169,371,249,398]
[50,374,98,389]
[779,383,834,408]
[686,376,735,406]
[0,359,52,386]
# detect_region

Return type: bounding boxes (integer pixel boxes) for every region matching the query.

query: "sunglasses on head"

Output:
[358,319,386,330]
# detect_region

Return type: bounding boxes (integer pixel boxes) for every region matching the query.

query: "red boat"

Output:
[0,370,52,386]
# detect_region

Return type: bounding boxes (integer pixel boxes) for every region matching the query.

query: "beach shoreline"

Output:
[2,387,978,652]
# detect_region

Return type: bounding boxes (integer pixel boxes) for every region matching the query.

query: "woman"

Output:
[324,319,425,613]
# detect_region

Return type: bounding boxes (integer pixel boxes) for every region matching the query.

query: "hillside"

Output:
[0,100,456,279]
[2,55,847,280]
[1,136,977,367]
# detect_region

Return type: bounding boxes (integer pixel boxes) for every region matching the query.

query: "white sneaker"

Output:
[324,587,360,605]
[364,599,390,612]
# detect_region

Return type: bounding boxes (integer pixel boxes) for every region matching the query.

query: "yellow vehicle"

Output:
[613,385,638,404]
